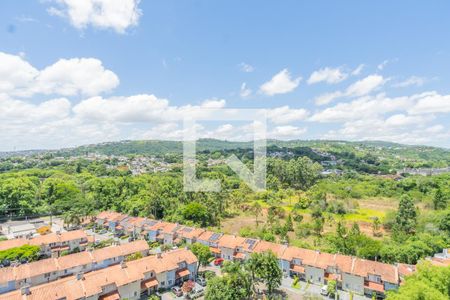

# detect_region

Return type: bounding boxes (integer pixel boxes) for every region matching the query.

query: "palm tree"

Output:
[63,211,81,229]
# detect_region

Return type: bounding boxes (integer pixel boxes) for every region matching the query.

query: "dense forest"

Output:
[0,140,449,266]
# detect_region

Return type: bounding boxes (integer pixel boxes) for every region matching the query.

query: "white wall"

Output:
[342,273,364,295]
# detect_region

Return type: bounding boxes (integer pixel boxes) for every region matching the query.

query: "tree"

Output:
[327,280,337,298]
[285,214,294,232]
[190,243,213,273]
[372,217,381,236]
[248,251,282,298]
[394,195,417,235]
[182,202,210,226]
[63,211,81,229]
[205,276,240,300]
[386,262,450,300]
[433,188,447,210]
[0,245,41,262]
[251,201,262,227]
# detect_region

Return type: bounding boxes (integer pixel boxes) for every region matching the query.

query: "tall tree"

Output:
[251,201,262,227]
[433,188,447,210]
[248,251,282,298]
[394,195,417,235]
[190,242,213,273]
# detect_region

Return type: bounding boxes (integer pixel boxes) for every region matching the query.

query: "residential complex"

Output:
[0,240,149,294]
[88,211,417,298]
[0,248,198,300]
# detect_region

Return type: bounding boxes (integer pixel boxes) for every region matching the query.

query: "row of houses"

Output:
[0,240,149,294]
[94,211,416,298]
[0,230,92,257]
[0,248,198,300]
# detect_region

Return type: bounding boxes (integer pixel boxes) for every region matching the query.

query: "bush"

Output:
[0,245,40,262]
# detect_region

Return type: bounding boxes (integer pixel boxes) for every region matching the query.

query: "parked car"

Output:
[320,285,329,296]
[189,287,204,299]
[172,286,183,297]
[197,277,207,287]
[214,258,224,266]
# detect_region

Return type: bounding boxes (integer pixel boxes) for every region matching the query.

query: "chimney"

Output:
[21,286,31,295]
[156,247,162,259]
[121,261,127,268]
[76,273,84,280]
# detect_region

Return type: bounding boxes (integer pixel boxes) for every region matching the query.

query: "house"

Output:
[217,234,246,261]
[145,221,175,243]
[176,227,205,245]
[120,217,148,238]
[217,235,259,261]
[252,240,287,268]
[0,240,150,294]
[313,253,353,287]
[426,248,450,267]
[343,258,399,297]
[197,231,223,257]
[95,211,128,233]
[3,224,36,239]
[0,248,198,300]
[160,223,182,245]
[0,230,91,258]
[281,247,319,282]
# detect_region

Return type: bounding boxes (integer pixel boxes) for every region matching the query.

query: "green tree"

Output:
[205,276,239,300]
[433,188,447,210]
[182,202,210,226]
[248,251,282,298]
[386,262,450,300]
[63,211,81,229]
[394,195,417,235]
[251,201,262,227]
[190,242,213,273]
[327,280,337,298]
[285,213,294,232]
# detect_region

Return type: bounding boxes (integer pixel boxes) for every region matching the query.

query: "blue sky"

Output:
[0,0,449,150]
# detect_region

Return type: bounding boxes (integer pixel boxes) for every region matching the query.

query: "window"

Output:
[161,281,165,286]
[168,280,172,285]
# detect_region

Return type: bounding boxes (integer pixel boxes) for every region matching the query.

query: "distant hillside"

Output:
[1,139,449,168]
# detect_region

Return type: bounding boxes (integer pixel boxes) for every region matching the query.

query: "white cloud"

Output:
[377,60,389,70]
[36,58,119,96]
[384,114,432,127]
[393,76,426,88]
[314,91,343,106]
[260,69,301,96]
[239,82,252,98]
[0,52,119,97]
[266,106,309,124]
[314,74,385,105]
[239,62,254,73]
[47,0,142,33]
[351,64,365,76]
[307,67,348,85]
[269,126,307,138]
[346,75,385,97]
[73,94,170,122]
[310,94,411,123]
[408,92,450,114]
[200,98,227,109]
